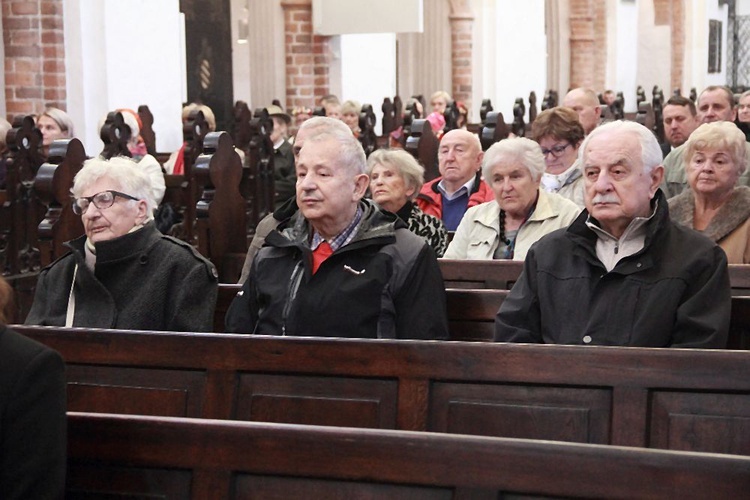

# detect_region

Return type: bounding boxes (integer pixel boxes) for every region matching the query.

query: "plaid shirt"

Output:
[311,205,363,252]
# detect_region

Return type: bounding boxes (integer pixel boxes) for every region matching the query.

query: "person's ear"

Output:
[649,165,665,197]
[136,199,149,224]
[353,174,369,200]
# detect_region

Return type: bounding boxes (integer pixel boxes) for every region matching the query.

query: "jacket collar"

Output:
[669,186,750,242]
[268,199,402,249]
[66,222,161,265]
[567,189,670,265]
[473,189,553,228]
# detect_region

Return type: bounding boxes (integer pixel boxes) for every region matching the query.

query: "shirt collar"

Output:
[311,205,363,252]
[437,175,476,200]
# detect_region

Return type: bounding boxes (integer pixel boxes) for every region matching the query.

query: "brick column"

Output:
[281,0,331,109]
[568,0,606,90]
[449,0,473,116]
[2,0,66,118]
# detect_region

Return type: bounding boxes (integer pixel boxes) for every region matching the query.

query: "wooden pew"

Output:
[404,119,439,181]
[66,412,750,499]
[479,111,510,151]
[213,284,504,338]
[438,258,523,289]
[194,131,247,282]
[35,138,86,267]
[437,259,750,296]
[2,116,46,322]
[18,325,750,457]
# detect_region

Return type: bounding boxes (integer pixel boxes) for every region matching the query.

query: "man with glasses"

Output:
[26,156,218,331]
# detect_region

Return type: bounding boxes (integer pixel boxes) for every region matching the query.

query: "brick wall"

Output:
[281,0,331,109]
[449,14,473,112]
[2,0,66,119]
[658,0,685,94]
[568,0,606,91]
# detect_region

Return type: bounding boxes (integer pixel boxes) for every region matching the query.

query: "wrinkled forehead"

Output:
[583,131,640,163]
[440,131,478,151]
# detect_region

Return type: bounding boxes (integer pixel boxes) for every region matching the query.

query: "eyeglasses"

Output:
[540,143,572,158]
[72,190,139,215]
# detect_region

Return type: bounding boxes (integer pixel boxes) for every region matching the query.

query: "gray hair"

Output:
[482,137,546,182]
[366,148,425,201]
[72,156,157,219]
[578,120,663,175]
[684,121,747,176]
[300,118,366,175]
[40,107,75,138]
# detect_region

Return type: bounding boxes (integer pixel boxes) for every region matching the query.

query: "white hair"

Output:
[578,120,663,175]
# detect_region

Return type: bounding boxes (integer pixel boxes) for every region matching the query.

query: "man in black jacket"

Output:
[495,120,730,348]
[227,120,448,340]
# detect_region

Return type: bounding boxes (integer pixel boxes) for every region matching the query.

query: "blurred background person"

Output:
[669,121,750,263]
[290,105,312,139]
[737,90,750,142]
[37,107,74,158]
[662,96,699,152]
[445,137,580,260]
[267,104,296,209]
[562,87,601,135]
[341,99,361,137]
[367,148,448,257]
[430,90,451,115]
[530,107,586,208]
[164,102,216,175]
[320,94,341,120]
[0,118,12,189]
[25,156,218,331]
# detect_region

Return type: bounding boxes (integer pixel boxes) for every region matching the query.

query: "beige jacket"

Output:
[444,189,581,261]
[669,186,750,264]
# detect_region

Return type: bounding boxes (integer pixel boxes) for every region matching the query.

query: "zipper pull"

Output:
[614,241,619,255]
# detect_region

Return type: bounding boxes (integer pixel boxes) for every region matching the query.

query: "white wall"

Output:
[64,0,185,154]
[488,1,546,120]
[339,33,397,135]
[636,0,671,102]
[684,0,729,92]
[613,0,639,112]
[737,0,750,17]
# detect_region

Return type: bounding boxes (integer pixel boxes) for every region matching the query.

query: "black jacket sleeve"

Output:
[494,249,543,343]
[394,244,449,340]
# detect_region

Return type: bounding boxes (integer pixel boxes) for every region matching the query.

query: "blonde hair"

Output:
[684,121,747,175]
[182,103,216,131]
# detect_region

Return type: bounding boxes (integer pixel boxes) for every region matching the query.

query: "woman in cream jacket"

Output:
[445,137,580,261]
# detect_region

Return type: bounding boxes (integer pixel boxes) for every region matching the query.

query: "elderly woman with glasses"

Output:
[26,156,218,331]
[669,121,750,263]
[530,107,586,208]
[444,137,580,260]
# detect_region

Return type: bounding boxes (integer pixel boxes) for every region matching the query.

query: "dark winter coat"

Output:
[25,222,218,331]
[226,199,449,339]
[495,191,730,348]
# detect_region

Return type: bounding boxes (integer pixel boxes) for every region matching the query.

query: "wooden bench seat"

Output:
[438,259,750,295]
[16,326,750,457]
[66,412,750,499]
[214,284,750,347]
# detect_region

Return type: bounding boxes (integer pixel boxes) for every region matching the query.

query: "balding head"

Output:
[563,88,601,135]
[437,129,484,193]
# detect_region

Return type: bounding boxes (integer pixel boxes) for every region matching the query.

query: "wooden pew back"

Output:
[67,412,750,499]
[18,326,750,457]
